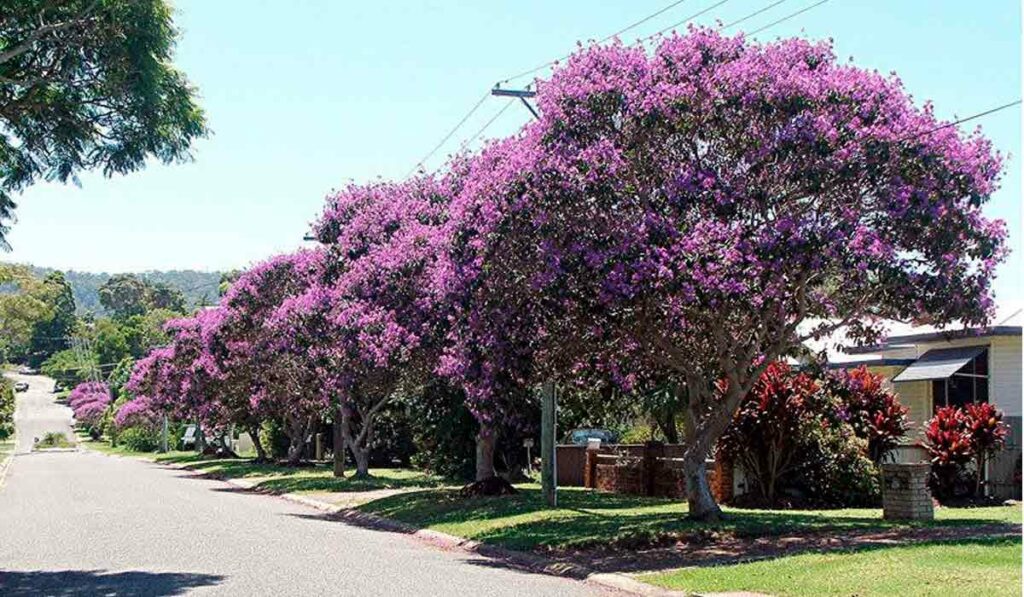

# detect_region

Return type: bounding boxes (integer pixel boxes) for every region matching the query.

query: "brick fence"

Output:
[566,441,732,502]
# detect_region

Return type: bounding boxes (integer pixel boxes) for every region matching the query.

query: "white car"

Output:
[14,381,29,392]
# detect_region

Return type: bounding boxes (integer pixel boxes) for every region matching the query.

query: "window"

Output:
[932,348,989,412]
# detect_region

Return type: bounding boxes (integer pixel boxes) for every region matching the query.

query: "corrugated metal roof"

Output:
[891,346,987,383]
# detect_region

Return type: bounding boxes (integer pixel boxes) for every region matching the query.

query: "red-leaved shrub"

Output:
[925,403,1008,499]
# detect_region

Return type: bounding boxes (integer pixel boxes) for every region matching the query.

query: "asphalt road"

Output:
[5,372,72,454]
[0,377,608,596]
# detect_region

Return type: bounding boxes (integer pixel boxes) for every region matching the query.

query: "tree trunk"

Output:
[476,426,496,481]
[352,446,370,478]
[683,454,722,521]
[332,415,345,478]
[340,404,373,478]
[658,410,680,444]
[285,415,312,466]
[248,424,268,463]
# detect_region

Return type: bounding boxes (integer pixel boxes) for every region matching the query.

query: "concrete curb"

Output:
[0,453,13,490]
[147,457,685,596]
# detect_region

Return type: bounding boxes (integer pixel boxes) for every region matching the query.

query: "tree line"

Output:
[94,29,1007,520]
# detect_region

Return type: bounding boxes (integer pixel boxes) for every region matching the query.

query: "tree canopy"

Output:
[118,28,1007,518]
[0,0,208,247]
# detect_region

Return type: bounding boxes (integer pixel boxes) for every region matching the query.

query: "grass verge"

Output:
[640,535,1021,597]
[81,436,444,494]
[357,485,1021,552]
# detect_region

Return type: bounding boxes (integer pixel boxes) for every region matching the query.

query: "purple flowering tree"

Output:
[442,28,1006,519]
[215,249,329,465]
[69,381,112,430]
[301,175,455,477]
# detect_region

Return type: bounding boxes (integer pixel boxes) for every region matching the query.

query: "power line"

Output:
[406,90,491,177]
[458,99,516,154]
[497,0,695,85]
[747,0,832,35]
[897,100,1022,144]
[646,0,734,40]
[413,0,829,174]
[720,0,789,29]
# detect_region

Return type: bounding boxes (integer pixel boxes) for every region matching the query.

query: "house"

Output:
[826,303,1022,500]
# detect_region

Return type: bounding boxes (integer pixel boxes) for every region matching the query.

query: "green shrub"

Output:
[35,431,72,449]
[259,419,290,459]
[118,426,159,452]
[0,380,14,440]
[408,382,478,481]
[366,401,416,467]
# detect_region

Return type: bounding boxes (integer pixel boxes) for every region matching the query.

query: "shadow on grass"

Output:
[0,569,224,596]
[356,487,1021,553]
[253,473,445,494]
[155,454,445,494]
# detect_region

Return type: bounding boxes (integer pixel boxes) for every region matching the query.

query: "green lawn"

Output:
[641,536,1021,597]
[0,437,13,460]
[151,452,445,493]
[357,485,1022,551]
[81,437,444,494]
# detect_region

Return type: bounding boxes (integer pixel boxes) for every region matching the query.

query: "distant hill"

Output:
[22,266,224,315]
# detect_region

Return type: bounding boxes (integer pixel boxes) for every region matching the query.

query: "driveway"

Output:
[0,378,611,596]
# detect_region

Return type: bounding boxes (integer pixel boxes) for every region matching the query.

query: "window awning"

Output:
[892,346,986,383]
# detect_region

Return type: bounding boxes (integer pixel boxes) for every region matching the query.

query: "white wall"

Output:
[990,336,1022,417]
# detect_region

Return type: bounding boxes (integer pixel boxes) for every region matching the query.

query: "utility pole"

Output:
[491,86,540,120]
[541,381,557,507]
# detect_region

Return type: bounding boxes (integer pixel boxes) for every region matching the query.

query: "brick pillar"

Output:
[584,448,599,489]
[643,441,665,497]
[712,452,734,503]
[882,463,934,520]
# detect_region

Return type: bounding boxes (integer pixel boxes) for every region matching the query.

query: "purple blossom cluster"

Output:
[69,381,112,427]
[126,28,1005,505]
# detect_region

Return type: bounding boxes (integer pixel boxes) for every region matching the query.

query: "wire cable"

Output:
[497,0,695,85]
[458,99,516,154]
[747,0,832,35]
[720,0,790,29]
[897,100,1022,144]
[406,90,491,177]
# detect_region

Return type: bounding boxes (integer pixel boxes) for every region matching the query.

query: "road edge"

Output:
[106,451,687,597]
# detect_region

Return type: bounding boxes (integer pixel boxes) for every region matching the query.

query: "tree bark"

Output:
[285,414,313,466]
[476,426,497,481]
[683,455,721,520]
[248,424,268,463]
[332,415,345,478]
[352,446,371,478]
[340,404,373,478]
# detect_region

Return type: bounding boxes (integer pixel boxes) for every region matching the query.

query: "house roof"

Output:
[800,301,1022,362]
[890,346,987,382]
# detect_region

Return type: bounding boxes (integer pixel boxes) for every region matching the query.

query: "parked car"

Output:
[17,366,35,375]
[565,428,618,446]
[14,381,29,392]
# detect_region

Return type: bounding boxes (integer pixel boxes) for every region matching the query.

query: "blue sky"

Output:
[3,0,1021,301]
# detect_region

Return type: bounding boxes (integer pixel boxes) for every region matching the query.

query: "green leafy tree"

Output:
[41,347,98,388]
[122,308,175,358]
[28,271,77,366]
[145,281,186,313]
[97,274,149,319]
[93,317,130,365]
[0,263,51,360]
[0,0,208,248]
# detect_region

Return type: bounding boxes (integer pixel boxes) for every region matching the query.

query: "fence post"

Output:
[584,444,599,489]
[643,441,665,497]
[541,381,557,507]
